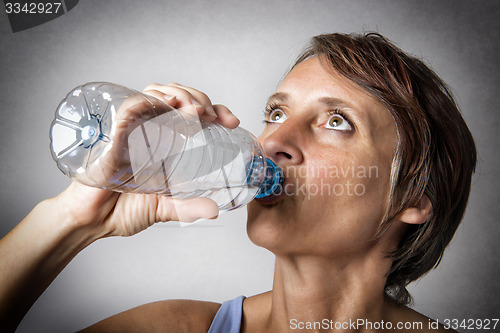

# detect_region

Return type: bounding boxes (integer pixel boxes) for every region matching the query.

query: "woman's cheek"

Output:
[301,155,387,204]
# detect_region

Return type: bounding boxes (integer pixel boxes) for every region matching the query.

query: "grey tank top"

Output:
[207,296,245,333]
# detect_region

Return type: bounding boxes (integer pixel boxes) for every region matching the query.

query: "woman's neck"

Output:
[266,252,394,332]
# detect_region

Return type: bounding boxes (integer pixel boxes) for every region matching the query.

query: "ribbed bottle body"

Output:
[50,82,279,211]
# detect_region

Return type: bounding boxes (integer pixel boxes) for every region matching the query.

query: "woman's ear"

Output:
[396,195,432,225]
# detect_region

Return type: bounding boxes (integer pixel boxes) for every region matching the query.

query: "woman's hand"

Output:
[56,182,221,237]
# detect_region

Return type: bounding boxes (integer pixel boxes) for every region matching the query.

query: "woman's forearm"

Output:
[0,197,106,332]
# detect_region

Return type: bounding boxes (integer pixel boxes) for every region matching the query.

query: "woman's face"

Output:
[247,57,399,258]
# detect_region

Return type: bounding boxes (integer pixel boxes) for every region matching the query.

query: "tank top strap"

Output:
[207,295,245,333]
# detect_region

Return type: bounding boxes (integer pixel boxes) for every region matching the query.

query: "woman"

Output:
[0,33,475,332]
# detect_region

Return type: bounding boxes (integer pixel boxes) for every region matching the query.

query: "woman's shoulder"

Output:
[78,299,222,332]
[389,302,458,333]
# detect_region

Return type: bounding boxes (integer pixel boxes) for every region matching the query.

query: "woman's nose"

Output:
[261,121,304,167]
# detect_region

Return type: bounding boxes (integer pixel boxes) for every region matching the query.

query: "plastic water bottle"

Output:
[49,82,283,211]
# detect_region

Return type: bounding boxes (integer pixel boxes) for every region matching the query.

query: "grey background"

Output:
[0,0,498,332]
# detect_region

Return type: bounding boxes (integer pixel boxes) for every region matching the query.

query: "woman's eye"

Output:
[266,109,287,123]
[325,114,352,131]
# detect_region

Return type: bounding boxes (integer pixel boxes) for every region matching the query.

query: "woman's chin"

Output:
[247,191,288,226]
[246,199,294,252]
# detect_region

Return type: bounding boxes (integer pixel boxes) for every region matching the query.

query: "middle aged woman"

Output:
[0,33,475,333]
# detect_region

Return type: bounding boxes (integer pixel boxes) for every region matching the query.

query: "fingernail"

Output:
[164,94,176,101]
[206,105,217,118]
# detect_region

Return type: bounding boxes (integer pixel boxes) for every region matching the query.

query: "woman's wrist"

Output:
[33,196,108,253]
[51,182,119,239]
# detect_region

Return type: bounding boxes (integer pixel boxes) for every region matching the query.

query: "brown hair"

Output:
[292,33,477,304]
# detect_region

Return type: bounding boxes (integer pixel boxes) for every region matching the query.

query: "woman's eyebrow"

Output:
[267,93,354,109]
[318,96,354,109]
[267,92,289,104]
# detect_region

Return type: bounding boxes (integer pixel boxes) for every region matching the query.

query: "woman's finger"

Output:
[142,89,178,110]
[212,104,240,129]
[143,83,216,121]
[166,84,241,128]
[156,196,219,223]
[142,83,240,128]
